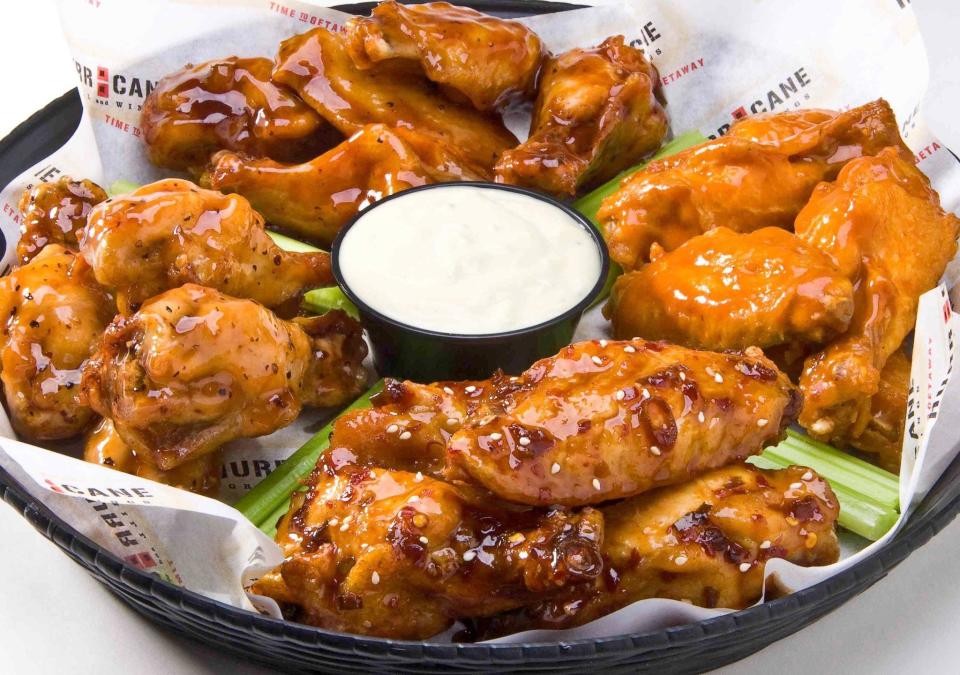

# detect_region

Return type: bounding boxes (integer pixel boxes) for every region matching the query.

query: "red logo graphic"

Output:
[731,106,747,120]
[96,66,109,98]
[123,552,157,570]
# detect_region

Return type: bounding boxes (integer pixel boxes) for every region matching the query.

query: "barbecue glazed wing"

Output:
[600,100,911,270]
[202,124,484,245]
[796,148,959,446]
[474,464,839,636]
[85,418,222,495]
[345,1,543,112]
[82,285,367,469]
[444,339,800,506]
[0,245,114,440]
[273,26,517,173]
[495,36,667,198]
[605,227,855,350]
[252,464,603,639]
[81,179,333,314]
[849,348,909,473]
[141,57,340,173]
[16,177,107,265]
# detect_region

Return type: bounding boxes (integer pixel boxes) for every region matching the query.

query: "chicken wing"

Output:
[252,464,603,639]
[0,245,114,440]
[600,100,911,270]
[16,176,106,265]
[495,36,667,199]
[345,1,544,112]
[272,26,517,173]
[605,227,855,350]
[81,179,332,314]
[141,57,340,174]
[201,124,484,245]
[473,464,839,636]
[81,285,367,470]
[85,417,222,495]
[796,148,959,445]
[849,348,909,473]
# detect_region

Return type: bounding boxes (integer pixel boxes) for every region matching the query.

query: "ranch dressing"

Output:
[337,185,601,335]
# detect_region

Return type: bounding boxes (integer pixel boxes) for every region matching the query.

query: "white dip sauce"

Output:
[337,185,601,335]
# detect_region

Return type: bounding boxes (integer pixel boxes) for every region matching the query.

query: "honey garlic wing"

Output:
[201,124,485,245]
[81,179,332,314]
[16,177,107,265]
[0,245,115,440]
[273,26,517,173]
[141,57,340,173]
[345,0,544,112]
[474,464,839,637]
[495,36,667,198]
[796,148,960,446]
[600,99,911,270]
[252,464,604,639]
[81,285,367,470]
[446,340,801,507]
[606,227,855,350]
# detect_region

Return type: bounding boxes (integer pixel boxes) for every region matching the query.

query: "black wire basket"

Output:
[2,2,960,672]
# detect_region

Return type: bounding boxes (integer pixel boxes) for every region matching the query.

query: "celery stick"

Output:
[260,496,293,539]
[235,380,384,526]
[267,230,323,253]
[303,287,359,320]
[107,179,141,197]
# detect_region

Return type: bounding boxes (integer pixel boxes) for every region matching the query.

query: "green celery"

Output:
[266,230,323,253]
[235,380,384,527]
[107,179,141,197]
[303,287,359,320]
[260,496,293,539]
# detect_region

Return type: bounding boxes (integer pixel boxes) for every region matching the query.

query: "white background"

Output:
[0,1,958,673]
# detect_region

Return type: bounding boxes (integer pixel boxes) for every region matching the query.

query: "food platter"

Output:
[2,1,960,672]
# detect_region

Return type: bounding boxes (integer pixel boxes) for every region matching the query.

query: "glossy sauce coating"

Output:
[495,36,667,198]
[849,347,909,474]
[345,1,544,112]
[606,227,855,350]
[16,177,107,265]
[473,464,839,636]
[201,124,484,245]
[81,285,367,469]
[81,179,333,314]
[141,56,340,173]
[445,340,801,506]
[84,417,222,496]
[272,26,517,174]
[0,245,115,440]
[252,464,603,639]
[600,100,911,270]
[796,147,960,445]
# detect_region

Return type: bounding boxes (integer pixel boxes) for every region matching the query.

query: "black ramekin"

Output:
[331,181,610,382]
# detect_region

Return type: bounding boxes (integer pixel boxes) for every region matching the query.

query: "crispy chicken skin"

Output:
[272,26,517,173]
[81,285,367,470]
[445,340,801,506]
[80,179,333,315]
[16,177,107,265]
[796,148,959,445]
[473,464,839,636]
[201,124,485,245]
[850,348,910,473]
[345,1,543,112]
[0,246,114,440]
[600,100,911,270]
[85,417,222,495]
[495,36,667,199]
[605,227,855,350]
[141,57,340,174]
[252,464,604,639]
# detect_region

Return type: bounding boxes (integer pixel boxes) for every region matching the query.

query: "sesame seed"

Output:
[675,555,688,566]
[443,386,454,395]
[386,424,399,434]
[591,355,603,365]
[399,430,412,440]
[616,390,625,401]
[599,339,608,347]
[363,620,372,628]
[679,372,686,381]
[698,411,705,423]
[790,482,802,490]
[650,446,661,456]
[802,471,813,481]
[759,540,772,549]
[805,532,818,549]
[592,478,602,491]
[509,532,526,544]
[714,372,723,383]
[414,471,423,482]
[465,385,477,393]
[632,336,640,341]
[519,436,531,446]
[369,470,377,478]
[447,418,458,426]
[739,562,751,573]
[463,550,476,562]
[510,376,519,382]
[551,462,561,474]
[328,518,339,527]
[624,345,636,353]
[490,432,502,441]
[419,536,429,544]
[340,522,349,531]
[371,571,380,585]
[641,388,650,400]
[518,551,529,559]
[705,367,715,376]
[757,418,768,428]
[409,495,419,503]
